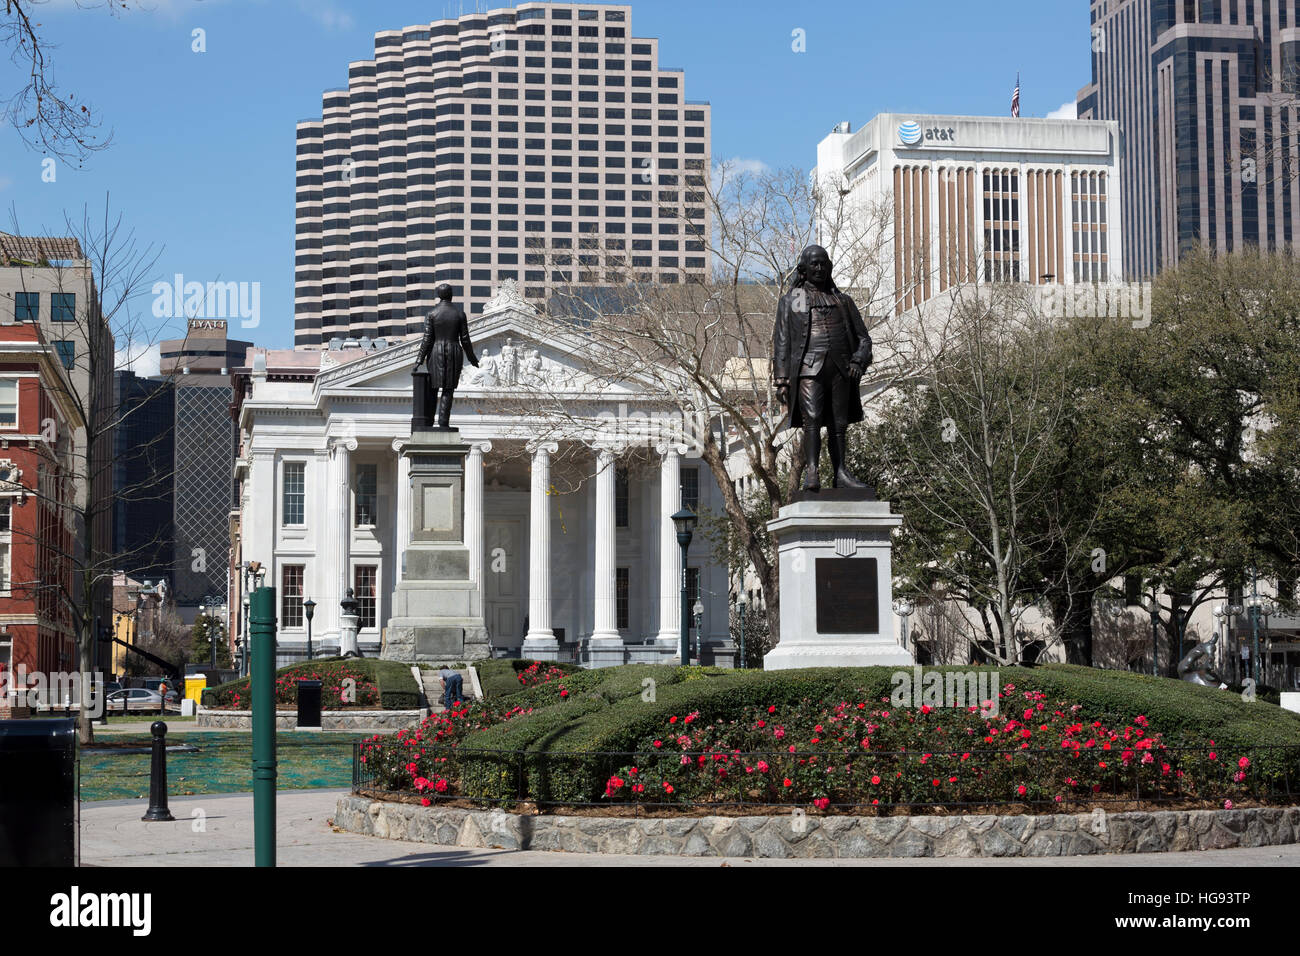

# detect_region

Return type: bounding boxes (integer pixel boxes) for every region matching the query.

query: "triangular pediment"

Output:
[314,305,675,401]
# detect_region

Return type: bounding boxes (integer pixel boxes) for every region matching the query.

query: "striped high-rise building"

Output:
[814,114,1122,316]
[293,1,712,348]
[1078,0,1300,279]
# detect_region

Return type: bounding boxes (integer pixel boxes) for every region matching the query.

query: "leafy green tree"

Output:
[188,614,231,669]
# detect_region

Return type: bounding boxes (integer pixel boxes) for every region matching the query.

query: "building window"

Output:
[680,465,699,512]
[282,565,304,628]
[0,542,9,594]
[616,566,629,629]
[282,461,305,525]
[355,463,377,527]
[53,341,75,371]
[0,380,16,428]
[354,565,377,629]
[0,499,9,532]
[51,293,76,322]
[15,293,39,322]
[615,464,628,527]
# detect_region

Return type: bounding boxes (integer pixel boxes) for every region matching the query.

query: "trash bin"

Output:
[0,718,77,866]
[296,679,322,729]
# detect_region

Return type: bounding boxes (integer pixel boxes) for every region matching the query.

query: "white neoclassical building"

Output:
[230,286,730,665]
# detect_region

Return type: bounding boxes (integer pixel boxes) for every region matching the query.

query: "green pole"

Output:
[251,586,277,867]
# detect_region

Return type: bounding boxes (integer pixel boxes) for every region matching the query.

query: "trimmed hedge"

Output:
[201,657,420,710]
[450,664,1300,806]
[476,658,583,700]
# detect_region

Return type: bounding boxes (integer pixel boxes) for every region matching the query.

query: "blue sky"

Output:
[1,0,1091,357]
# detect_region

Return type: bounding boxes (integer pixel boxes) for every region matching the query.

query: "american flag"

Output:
[1011,74,1020,117]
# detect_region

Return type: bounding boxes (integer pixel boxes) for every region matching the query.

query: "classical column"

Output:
[465,440,492,590]
[392,438,411,574]
[589,446,621,650]
[328,437,357,645]
[523,440,560,659]
[654,443,686,646]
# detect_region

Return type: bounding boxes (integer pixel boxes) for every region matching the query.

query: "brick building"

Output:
[0,322,83,703]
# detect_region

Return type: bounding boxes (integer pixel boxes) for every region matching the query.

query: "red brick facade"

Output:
[0,323,81,701]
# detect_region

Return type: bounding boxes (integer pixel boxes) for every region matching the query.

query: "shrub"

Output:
[355,664,1300,811]
[201,658,420,710]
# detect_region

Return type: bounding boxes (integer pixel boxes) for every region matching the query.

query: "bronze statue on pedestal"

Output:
[772,245,872,491]
[413,283,479,430]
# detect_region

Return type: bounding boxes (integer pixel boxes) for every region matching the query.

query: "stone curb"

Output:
[332,795,1300,858]
[197,708,424,731]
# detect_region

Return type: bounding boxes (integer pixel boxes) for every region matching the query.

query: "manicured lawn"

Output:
[79,731,361,801]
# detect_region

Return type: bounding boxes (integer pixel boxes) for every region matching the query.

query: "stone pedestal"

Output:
[383,428,490,664]
[339,612,361,658]
[764,492,913,670]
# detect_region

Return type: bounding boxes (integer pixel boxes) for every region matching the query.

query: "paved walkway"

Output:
[80,789,1300,867]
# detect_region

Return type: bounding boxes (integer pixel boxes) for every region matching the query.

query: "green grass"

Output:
[78,731,360,801]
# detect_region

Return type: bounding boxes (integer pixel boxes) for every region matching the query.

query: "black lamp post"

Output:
[735,592,748,669]
[203,595,222,669]
[304,598,317,661]
[671,506,697,667]
[1144,594,1160,677]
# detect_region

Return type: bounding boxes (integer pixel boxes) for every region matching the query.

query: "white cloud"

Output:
[296,0,353,31]
[1046,101,1078,120]
[116,342,161,377]
[712,157,771,181]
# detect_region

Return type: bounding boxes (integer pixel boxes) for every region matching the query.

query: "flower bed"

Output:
[353,666,1300,814]
[201,658,419,710]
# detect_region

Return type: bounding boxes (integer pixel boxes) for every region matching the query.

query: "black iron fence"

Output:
[352,741,1300,814]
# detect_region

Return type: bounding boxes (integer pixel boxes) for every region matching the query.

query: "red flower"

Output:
[812,797,830,810]
[1017,784,1027,796]
[870,775,881,785]
[783,778,793,788]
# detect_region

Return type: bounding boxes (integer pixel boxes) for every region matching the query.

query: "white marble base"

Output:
[764,496,914,671]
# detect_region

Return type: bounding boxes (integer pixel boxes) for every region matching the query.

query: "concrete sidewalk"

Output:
[80,789,1300,867]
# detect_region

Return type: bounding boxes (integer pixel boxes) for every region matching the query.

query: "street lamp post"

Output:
[203,595,222,669]
[1144,593,1160,677]
[671,507,697,667]
[735,593,748,669]
[304,598,317,661]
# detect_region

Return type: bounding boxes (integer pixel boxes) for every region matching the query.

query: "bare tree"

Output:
[859,283,1090,664]
[2,0,130,163]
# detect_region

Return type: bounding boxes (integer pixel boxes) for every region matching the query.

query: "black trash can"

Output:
[0,718,78,866]
[296,679,323,729]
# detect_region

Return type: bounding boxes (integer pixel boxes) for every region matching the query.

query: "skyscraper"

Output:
[293,1,712,348]
[1078,0,1300,278]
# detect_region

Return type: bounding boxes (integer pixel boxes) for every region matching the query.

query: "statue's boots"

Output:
[828,428,869,489]
[801,424,821,491]
[436,391,454,428]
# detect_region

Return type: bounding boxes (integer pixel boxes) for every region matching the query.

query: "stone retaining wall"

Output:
[197,708,423,731]
[333,794,1300,858]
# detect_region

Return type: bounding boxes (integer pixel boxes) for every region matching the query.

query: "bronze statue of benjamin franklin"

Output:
[414,283,479,429]
[772,245,872,491]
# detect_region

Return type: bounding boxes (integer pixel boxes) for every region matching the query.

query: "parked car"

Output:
[105,688,175,712]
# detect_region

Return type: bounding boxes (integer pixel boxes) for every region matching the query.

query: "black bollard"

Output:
[141,721,175,822]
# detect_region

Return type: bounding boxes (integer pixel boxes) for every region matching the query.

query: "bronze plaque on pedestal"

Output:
[815,557,878,634]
